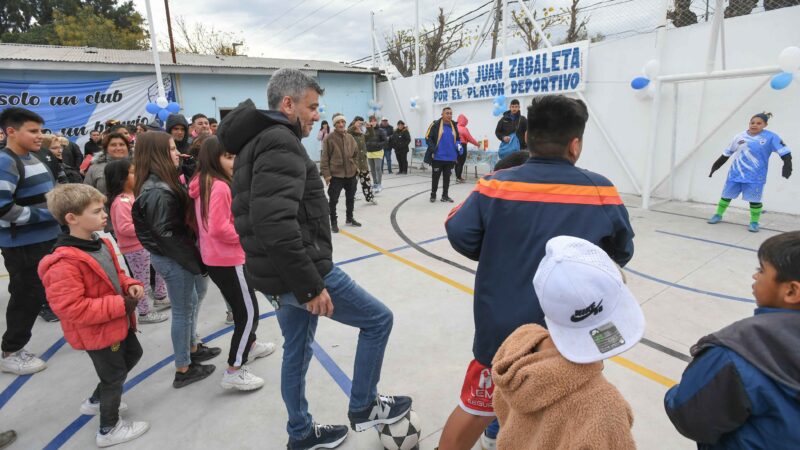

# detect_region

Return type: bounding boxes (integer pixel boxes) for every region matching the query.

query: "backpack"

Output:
[0,148,56,238]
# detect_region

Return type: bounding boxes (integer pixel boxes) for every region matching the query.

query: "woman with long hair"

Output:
[317,120,330,142]
[188,136,276,391]
[105,159,170,323]
[131,132,220,388]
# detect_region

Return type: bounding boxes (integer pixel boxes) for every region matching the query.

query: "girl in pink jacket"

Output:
[456,114,480,183]
[188,136,276,391]
[105,159,169,324]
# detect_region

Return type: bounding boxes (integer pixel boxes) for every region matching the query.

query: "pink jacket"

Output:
[110,193,143,254]
[188,176,245,266]
[457,114,480,146]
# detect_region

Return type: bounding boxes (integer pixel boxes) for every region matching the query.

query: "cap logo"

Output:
[570,300,604,323]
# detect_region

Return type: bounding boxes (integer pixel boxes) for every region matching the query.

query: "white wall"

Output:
[377,8,800,215]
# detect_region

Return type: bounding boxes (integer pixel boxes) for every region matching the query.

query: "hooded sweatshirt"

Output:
[188,176,245,267]
[166,114,196,179]
[457,114,480,147]
[320,129,358,179]
[493,324,636,450]
[348,126,369,172]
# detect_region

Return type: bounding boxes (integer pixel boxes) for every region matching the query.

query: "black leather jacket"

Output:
[218,99,333,303]
[132,173,203,274]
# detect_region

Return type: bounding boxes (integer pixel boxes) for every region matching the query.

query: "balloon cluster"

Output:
[770,47,800,90]
[410,96,422,112]
[146,96,181,123]
[630,59,660,100]
[492,95,507,117]
[368,99,383,116]
[318,104,327,118]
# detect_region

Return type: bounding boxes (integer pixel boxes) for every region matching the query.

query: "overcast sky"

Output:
[135,0,670,65]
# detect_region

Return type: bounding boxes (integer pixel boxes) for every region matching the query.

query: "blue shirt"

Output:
[723,130,790,184]
[434,123,458,162]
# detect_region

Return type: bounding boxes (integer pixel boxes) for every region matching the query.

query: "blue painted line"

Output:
[335,235,448,266]
[0,337,67,410]
[310,342,352,397]
[656,230,757,252]
[624,267,755,303]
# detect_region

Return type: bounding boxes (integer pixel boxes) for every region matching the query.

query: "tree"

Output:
[53,6,147,49]
[511,7,567,51]
[667,0,698,27]
[563,0,589,43]
[385,7,472,77]
[171,16,246,56]
[724,0,758,17]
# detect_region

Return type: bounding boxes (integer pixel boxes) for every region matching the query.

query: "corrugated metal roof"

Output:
[0,43,373,74]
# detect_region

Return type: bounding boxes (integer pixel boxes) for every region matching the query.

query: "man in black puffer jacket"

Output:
[218,68,411,450]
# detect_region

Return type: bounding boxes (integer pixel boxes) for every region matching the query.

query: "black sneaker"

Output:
[441,196,454,203]
[39,306,59,323]
[190,343,221,363]
[331,222,340,233]
[348,394,413,432]
[346,218,361,227]
[287,423,348,450]
[173,363,216,388]
[429,195,436,203]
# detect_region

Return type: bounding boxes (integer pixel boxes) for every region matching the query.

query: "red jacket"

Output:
[457,114,480,147]
[38,238,141,351]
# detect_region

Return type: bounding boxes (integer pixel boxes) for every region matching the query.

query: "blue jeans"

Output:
[384,149,393,173]
[274,266,393,440]
[150,254,207,368]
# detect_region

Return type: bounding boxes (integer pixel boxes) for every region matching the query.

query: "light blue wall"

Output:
[308,72,374,161]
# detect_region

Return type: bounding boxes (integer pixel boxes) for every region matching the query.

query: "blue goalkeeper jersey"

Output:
[723,130,790,184]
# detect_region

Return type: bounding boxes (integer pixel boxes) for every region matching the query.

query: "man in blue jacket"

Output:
[425,107,460,203]
[439,95,635,450]
[664,231,800,450]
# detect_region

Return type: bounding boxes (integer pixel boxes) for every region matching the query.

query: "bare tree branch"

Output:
[171,15,245,56]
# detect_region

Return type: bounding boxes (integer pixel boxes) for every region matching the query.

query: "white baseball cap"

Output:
[533,236,645,364]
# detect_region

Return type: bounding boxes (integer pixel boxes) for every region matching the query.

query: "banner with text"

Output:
[0,75,176,148]
[432,41,588,104]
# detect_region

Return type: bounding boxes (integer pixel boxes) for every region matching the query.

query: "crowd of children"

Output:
[0,91,798,450]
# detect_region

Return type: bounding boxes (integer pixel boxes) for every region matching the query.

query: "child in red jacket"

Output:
[38,184,150,448]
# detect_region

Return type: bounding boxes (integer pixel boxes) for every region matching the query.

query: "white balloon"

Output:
[156,96,169,108]
[778,47,800,73]
[634,85,655,101]
[643,59,660,79]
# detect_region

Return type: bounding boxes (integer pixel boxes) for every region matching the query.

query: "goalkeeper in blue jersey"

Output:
[708,112,792,232]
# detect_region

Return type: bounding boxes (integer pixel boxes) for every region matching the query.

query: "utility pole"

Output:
[370,11,377,69]
[164,0,177,64]
[414,0,421,76]
[490,0,502,59]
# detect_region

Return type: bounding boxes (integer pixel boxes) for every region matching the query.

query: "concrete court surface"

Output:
[0,167,796,450]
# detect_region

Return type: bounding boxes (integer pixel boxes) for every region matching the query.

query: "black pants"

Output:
[431,161,456,198]
[328,176,357,222]
[396,150,409,174]
[455,143,468,180]
[87,329,142,429]
[1,239,56,353]
[207,265,259,367]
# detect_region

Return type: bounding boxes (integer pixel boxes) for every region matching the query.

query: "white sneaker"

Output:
[80,398,129,416]
[249,341,276,360]
[96,419,149,448]
[480,431,497,450]
[220,366,264,391]
[225,311,234,325]
[137,311,168,324]
[0,349,46,375]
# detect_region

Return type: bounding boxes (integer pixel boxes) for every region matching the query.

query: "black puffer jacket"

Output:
[218,99,332,303]
[495,111,528,150]
[132,173,203,274]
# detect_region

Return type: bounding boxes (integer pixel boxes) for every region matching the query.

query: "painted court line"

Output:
[0,337,66,410]
[338,229,678,388]
[655,230,758,252]
[624,267,754,304]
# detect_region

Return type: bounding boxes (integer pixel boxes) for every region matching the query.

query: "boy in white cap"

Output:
[491,235,643,450]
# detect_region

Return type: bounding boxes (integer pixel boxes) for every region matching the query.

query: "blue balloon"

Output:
[630,77,650,90]
[492,106,504,117]
[496,94,506,104]
[146,102,161,114]
[770,72,794,90]
[157,109,170,122]
[166,102,181,113]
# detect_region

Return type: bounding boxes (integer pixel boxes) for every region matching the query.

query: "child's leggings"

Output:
[123,249,168,315]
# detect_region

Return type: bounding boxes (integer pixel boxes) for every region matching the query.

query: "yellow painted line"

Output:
[339,229,679,388]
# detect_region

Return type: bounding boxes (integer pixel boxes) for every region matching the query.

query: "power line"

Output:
[266,0,338,42]
[274,0,368,47]
[260,0,309,30]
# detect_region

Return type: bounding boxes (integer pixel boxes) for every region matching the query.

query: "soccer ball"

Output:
[378,410,422,450]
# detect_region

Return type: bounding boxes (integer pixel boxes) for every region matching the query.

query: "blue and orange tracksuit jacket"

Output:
[445,156,635,367]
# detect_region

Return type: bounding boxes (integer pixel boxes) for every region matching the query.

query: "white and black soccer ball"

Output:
[378,410,421,450]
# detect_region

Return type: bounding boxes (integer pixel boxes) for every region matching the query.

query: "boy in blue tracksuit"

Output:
[664,231,800,450]
[438,95,635,450]
[425,107,461,203]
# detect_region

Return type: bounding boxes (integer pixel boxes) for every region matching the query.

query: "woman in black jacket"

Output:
[132,132,220,389]
[390,120,412,174]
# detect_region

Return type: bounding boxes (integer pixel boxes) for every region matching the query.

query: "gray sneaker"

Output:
[152,297,171,311]
[0,349,46,375]
[138,311,168,324]
[96,420,149,448]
